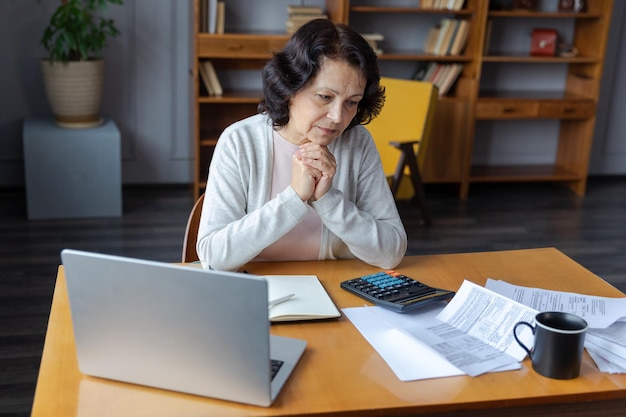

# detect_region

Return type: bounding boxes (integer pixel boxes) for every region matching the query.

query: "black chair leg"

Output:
[390,142,432,227]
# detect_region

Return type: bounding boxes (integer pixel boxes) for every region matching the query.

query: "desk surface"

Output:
[31,248,626,417]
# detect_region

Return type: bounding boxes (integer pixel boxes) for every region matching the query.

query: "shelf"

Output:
[469,165,579,182]
[378,51,473,61]
[475,95,595,120]
[198,90,263,104]
[351,6,474,16]
[196,33,288,59]
[488,11,604,19]
[482,55,601,63]
[478,90,591,99]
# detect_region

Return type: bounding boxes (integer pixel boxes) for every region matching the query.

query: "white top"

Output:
[197,113,407,271]
[255,130,322,262]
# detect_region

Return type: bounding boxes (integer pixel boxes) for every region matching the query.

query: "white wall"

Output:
[0,0,624,188]
[0,0,192,186]
[590,0,626,174]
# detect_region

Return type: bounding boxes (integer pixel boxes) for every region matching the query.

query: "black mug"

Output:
[513,311,588,380]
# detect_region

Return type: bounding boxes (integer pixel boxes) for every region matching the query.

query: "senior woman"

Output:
[197,18,407,271]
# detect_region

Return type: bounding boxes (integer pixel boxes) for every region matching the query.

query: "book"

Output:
[412,61,432,81]
[431,64,451,88]
[422,62,441,82]
[287,5,323,15]
[423,24,441,54]
[199,0,207,32]
[432,19,452,56]
[449,19,470,56]
[437,63,464,96]
[361,33,384,55]
[265,275,341,322]
[215,1,225,34]
[207,0,217,34]
[201,61,222,96]
[198,61,214,96]
[286,7,328,35]
[437,19,458,56]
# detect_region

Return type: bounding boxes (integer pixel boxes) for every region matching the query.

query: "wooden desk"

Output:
[31,248,626,417]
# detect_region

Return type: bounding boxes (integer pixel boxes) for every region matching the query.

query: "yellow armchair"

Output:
[364,77,438,226]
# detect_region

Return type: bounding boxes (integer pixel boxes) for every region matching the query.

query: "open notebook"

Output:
[265,275,341,322]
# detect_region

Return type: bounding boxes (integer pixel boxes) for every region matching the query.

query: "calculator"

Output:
[340,270,455,313]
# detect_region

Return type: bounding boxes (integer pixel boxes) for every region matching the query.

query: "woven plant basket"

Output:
[41,59,104,129]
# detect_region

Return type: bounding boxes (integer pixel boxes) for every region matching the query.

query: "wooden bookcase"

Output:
[192,0,613,200]
[192,0,348,200]
[470,0,613,199]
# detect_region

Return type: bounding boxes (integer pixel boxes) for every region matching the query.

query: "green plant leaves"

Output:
[40,0,123,63]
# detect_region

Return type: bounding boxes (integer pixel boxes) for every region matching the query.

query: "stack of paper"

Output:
[485,279,626,374]
[344,278,626,381]
[343,280,534,381]
[586,322,626,373]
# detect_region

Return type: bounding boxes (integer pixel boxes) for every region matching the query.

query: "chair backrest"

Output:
[364,77,438,178]
[182,193,205,263]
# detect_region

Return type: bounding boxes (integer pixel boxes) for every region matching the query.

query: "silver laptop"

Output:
[60,249,306,407]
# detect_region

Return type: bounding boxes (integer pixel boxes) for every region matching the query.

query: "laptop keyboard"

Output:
[271,359,284,380]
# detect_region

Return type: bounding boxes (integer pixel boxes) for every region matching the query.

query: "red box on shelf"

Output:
[530,29,558,57]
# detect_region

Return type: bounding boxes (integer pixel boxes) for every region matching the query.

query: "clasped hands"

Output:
[291,142,337,202]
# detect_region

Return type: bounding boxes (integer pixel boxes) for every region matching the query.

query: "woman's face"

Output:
[281,58,365,146]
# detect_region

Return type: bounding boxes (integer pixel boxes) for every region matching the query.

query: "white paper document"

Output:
[586,347,626,373]
[484,278,626,329]
[431,280,535,375]
[484,278,626,374]
[343,280,536,380]
[343,303,465,381]
[585,321,626,373]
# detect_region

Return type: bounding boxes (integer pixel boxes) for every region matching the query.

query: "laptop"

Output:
[60,249,307,407]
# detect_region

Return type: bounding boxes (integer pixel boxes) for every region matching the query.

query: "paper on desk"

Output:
[343,280,533,380]
[430,280,535,374]
[484,278,626,374]
[343,303,465,381]
[586,342,626,373]
[484,279,626,328]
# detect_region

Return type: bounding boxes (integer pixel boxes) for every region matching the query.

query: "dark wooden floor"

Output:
[1,177,625,417]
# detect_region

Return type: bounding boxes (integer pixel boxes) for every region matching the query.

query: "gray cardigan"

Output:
[197,113,407,271]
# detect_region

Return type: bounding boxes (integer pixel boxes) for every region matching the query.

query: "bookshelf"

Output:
[469,0,613,199]
[345,1,484,187]
[192,0,613,200]
[192,0,347,200]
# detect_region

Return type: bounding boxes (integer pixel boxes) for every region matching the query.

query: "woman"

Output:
[197,19,407,271]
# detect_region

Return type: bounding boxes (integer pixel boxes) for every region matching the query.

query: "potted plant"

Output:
[39,0,123,128]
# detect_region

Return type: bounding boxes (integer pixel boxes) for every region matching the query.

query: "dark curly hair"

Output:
[258,19,385,131]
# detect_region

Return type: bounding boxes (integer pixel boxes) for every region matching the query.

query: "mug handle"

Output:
[513,321,534,358]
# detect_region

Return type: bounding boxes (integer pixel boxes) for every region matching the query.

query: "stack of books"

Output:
[286,5,327,35]
[424,18,470,56]
[199,0,225,34]
[361,33,384,55]
[199,61,223,97]
[421,0,465,9]
[413,62,464,96]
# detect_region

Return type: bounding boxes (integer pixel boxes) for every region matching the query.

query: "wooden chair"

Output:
[364,77,438,227]
[182,193,205,263]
